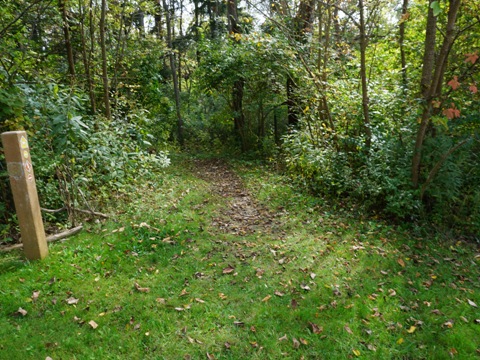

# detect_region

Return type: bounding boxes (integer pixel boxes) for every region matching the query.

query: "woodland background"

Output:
[0,0,479,242]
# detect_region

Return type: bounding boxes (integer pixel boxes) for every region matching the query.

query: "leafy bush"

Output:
[0,81,170,240]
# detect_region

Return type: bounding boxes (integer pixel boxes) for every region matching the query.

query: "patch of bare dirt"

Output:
[192,158,279,236]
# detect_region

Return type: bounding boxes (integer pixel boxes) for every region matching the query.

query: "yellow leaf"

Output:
[262,295,272,302]
[303,106,310,114]
[407,326,416,334]
[352,349,361,356]
[397,338,404,344]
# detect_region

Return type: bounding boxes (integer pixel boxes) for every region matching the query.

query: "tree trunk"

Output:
[227,0,247,151]
[100,0,111,120]
[163,0,184,146]
[78,0,96,113]
[58,0,76,82]
[358,0,372,149]
[399,0,409,89]
[411,0,461,188]
[286,0,315,127]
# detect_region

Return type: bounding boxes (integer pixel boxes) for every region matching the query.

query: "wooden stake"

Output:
[1,131,48,260]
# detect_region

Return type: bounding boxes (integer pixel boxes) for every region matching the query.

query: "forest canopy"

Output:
[1,0,479,241]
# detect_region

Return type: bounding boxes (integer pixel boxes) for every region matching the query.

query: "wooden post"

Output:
[1,131,48,260]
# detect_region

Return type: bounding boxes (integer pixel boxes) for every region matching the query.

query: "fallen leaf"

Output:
[407,326,416,334]
[352,349,361,356]
[218,293,227,300]
[222,266,235,274]
[397,258,406,268]
[310,273,316,280]
[179,288,189,297]
[431,309,443,315]
[175,307,185,312]
[344,325,354,335]
[278,334,288,342]
[195,298,205,303]
[449,348,458,357]
[274,290,285,297]
[397,338,404,344]
[16,308,28,316]
[442,320,454,328]
[88,320,98,329]
[233,321,244,327]
[291,299,298,309]
[469,84,478,94]
[32,291,40,303]
[299,338,308,345]
[134,282,150,293]
[300,284,311,291]
[156,298,166,304]
[66,297,79,305]
[388,289,397,297]
[467,299,478,308]
[46,357,53,360]
[224,342,231,349]
[367,344,377,352]
[262,295,272,302]
[309,322,323,334]
[206,352,215,360]
[292,338,300,349]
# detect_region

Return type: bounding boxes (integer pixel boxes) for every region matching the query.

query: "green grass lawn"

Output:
[0,155,479,359]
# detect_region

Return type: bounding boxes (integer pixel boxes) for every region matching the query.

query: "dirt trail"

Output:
[192,158,279,236]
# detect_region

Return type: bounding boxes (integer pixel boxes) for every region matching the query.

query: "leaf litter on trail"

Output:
[467,299,477,308]
[134,282,150,293]
[66,297,79,305]
[222,265,235,274]
[309,322,323,334]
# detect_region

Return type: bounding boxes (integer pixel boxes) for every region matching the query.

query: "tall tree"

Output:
[287,0,315,126]
[58,0,76,82]
[411,0,461,189]
[227,0,247,150]
[100,0,111,119]
[78,0,96,113]
[163,0,184,146]
[358,0,372,148]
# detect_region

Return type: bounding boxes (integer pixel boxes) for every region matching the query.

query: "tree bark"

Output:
[359,0,372,149]
[58,0,76,82]
[399,0,409,89]
[78,0,96,113]
[286,0,315,127]
[163,0,184,146]
[411,0,461,188]
[227,0,247,151]
[100,0,111,120]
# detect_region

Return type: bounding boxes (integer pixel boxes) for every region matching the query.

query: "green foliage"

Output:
[0,81,170,239]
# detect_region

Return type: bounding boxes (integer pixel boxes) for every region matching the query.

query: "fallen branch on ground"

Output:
[41,207,110,219]
[0,225,83,252]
